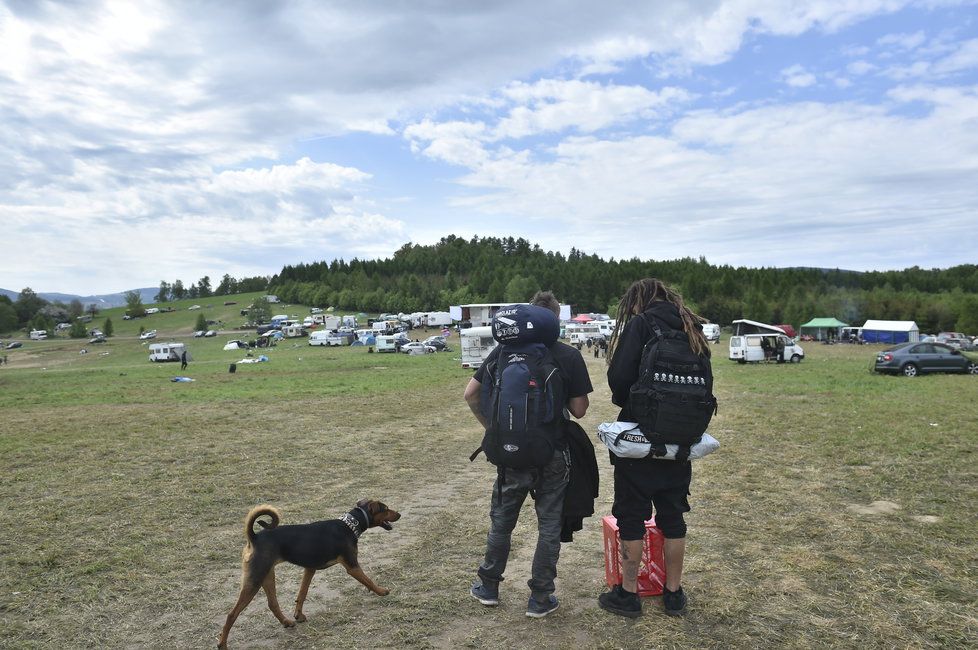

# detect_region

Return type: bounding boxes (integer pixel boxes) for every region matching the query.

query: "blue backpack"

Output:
[471,305,565,471]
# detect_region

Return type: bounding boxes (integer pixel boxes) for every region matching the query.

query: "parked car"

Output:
[6,341,23,349]
[400,341,436,354]
[139,330,157,340]
[89,335,107,344]
[422,336,449,351]
[874,342,978,377]
[193,330,206,338]
[204,330,217,337]
[188,305,201,310]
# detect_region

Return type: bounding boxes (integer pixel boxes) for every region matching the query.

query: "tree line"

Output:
[3,236,976,335]
[268,235,978,333]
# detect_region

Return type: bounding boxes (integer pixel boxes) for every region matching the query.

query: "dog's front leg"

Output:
[262,567,296,627]
[340,559,390,596]
[294,568,316,622]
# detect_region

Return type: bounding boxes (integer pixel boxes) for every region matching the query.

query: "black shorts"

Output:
[611,458,691,540]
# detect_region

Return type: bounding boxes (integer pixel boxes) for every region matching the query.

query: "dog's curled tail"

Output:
[244,505,281,543]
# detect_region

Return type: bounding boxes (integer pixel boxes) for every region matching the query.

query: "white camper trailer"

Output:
[148,342,190,362]
[460,326,497,369]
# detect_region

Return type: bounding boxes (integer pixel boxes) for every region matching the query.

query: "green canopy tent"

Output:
[800,317,849,341]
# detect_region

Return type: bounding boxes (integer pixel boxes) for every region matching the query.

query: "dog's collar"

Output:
[340,512,363,538]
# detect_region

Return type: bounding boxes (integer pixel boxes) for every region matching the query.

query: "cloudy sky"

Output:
[2,0,977,295]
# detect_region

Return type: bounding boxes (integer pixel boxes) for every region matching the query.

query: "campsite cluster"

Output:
[3,292,977,379]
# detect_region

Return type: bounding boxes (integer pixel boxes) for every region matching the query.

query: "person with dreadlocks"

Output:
[598,278,710,618]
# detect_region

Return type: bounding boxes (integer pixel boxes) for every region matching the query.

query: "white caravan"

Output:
[460,326,497,369]
[375,334,401,353]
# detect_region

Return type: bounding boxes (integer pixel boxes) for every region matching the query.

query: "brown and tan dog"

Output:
[218,499,401,649]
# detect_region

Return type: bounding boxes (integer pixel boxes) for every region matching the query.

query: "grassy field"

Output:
[0,318,976,649]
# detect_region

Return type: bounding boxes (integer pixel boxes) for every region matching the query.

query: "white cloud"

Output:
[932,37,978,74]
[494,80,691,139]
[781,64,818,87]
[877,30,926,50]
[847,60,878,74]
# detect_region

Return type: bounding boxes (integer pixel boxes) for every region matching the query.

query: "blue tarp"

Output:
[862,330,909,344]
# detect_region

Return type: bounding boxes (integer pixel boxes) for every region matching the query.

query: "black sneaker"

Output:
[598,584,642,618]
[526,594,559,618]
[470,581,499,606]
[662,586,687,616]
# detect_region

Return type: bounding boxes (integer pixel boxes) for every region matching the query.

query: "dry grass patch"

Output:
[1,341,976,648]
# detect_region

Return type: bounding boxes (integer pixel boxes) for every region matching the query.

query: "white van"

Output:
[729,333,804,363]
[701,323,721,343]
[460,326,497,369]
[309,331,347,346]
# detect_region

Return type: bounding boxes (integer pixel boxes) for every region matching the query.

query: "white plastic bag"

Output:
[597,421,719,460]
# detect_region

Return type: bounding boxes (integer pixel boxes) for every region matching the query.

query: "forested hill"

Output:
[269,235,978,332]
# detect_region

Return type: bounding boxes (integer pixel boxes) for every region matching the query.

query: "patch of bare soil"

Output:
[847,500,901,516]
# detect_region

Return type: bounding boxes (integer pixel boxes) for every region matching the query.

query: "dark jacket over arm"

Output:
[561,420,598,542]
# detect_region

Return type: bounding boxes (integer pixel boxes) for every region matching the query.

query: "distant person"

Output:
[181,350,188,371]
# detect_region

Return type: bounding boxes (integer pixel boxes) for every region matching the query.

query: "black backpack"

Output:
[478,343,565,470]
[627,315,717,460]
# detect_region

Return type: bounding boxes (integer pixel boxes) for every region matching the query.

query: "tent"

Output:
[571,314,594,323]
[861,320,919,344]
[800,317,849,341]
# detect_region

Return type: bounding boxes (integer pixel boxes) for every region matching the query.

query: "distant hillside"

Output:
[0,287,157,308]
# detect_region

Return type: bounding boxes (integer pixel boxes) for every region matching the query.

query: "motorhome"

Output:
[729,333,804,363]
[460,326,497,369]
[265,295,281,303]
[148,342,189,362]
[29,329,48,340]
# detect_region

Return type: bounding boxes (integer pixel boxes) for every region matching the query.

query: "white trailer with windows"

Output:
[460,326,497,369]
[148,342,190,362]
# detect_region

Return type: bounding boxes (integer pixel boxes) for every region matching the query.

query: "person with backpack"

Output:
[463,291,593,618]
[598,278,715,618]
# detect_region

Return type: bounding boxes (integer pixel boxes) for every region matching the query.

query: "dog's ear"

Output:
[356,498,370,510]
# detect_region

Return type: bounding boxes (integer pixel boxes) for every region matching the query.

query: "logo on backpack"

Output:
[627,315,718,460]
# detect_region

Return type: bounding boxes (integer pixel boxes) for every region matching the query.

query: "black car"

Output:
[874,342,978,377]
[423,336,449,351]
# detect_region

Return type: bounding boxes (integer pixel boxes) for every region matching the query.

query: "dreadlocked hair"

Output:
[606,278,710,363]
